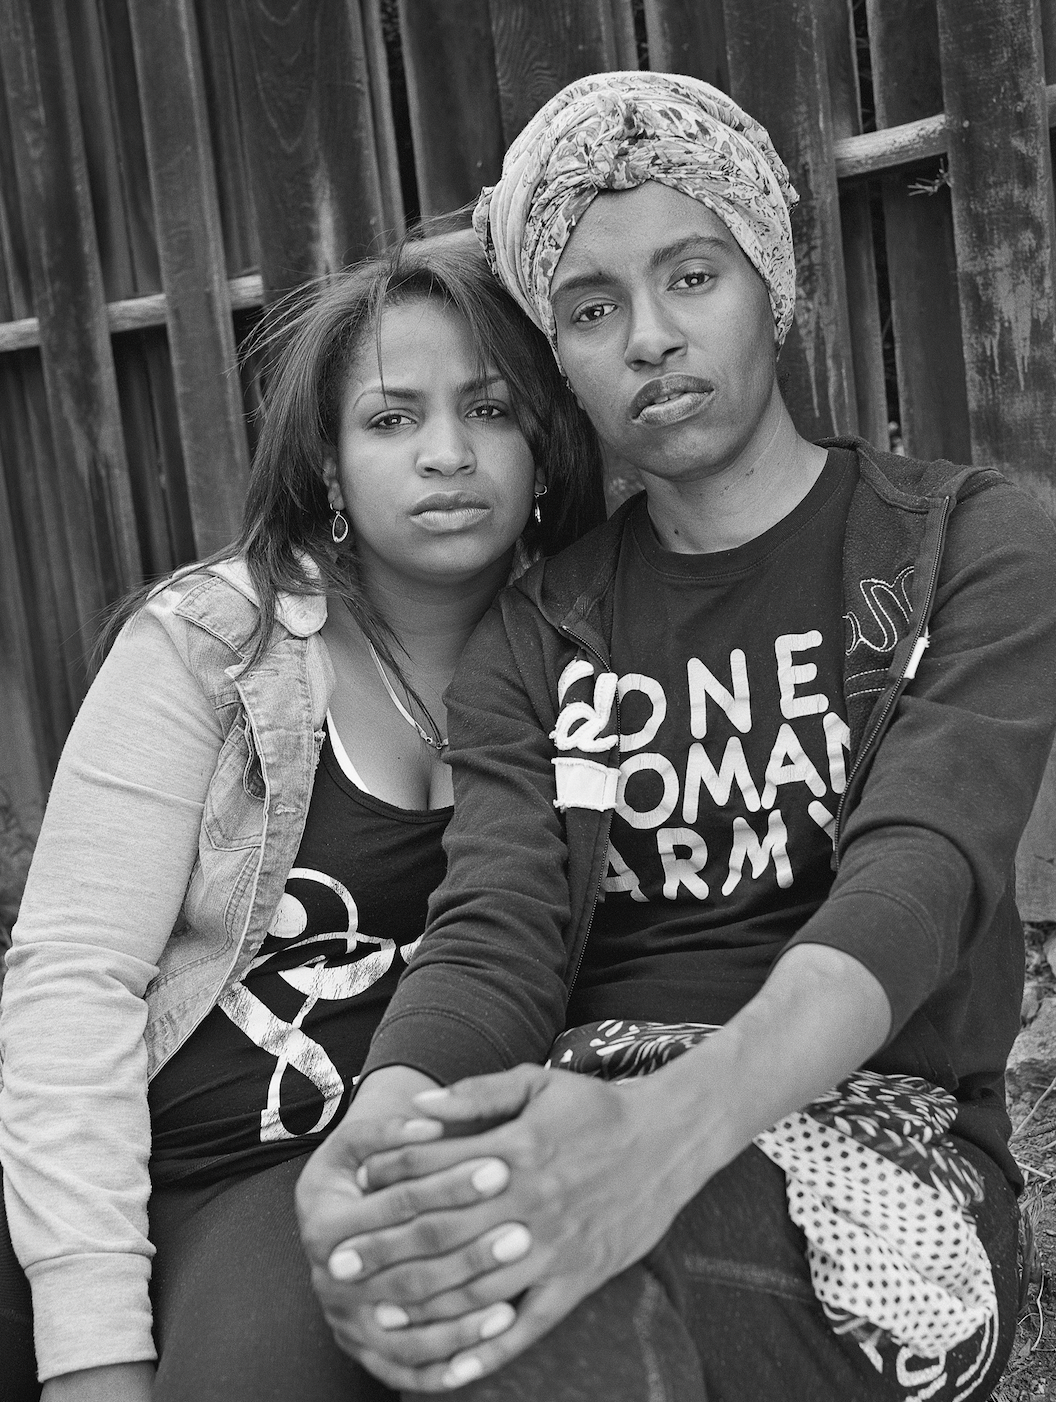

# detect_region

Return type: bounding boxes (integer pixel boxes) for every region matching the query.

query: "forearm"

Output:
[643,942,892,1201]
[41,1361,155,1402]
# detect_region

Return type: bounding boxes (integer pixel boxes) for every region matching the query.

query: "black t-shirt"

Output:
[569,447,858,1028]
[148,724,451,1185]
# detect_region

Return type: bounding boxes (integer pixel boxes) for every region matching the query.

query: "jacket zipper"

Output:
[832,495,953,866]
[558,623,619,994]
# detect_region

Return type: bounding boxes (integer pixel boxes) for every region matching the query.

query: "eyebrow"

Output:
[552,233,732,300]
[354,373,508,406]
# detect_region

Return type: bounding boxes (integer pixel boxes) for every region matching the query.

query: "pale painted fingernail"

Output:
[479,1302,515,1340]
[400,1118,443,1139]
[328,1243,363,1280]
[491,1224,531,1263]
[355,1164,370,1191]
[470,1159,509,1196]
[415,1087,452,1104]
[443,1354,485,1388]
[375,1302,410,1330]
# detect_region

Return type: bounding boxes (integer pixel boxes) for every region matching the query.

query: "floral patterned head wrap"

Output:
[473,71,799,349]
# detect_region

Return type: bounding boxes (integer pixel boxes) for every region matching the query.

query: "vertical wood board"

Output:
[487,0,629,144]
[0,0,141,672]
[397,0,505,218]
[867,0,970,464]
[128,0,250,556]
[0,433,48,838]
[194,0,261,278]
[229,0,393,297]
[642,0,728,91]
[359,0,405,236]
[0,357,83,752]
[820,0,888,450]
[936,0,1056,509]
[724,0,858,441]
[65,0,159,303]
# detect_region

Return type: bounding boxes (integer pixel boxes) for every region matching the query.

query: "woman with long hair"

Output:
[0,239,604,1402]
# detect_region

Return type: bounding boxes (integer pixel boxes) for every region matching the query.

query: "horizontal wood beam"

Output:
[2,81,1056,354]
[834,81,1056,178]
[0,273,263,353]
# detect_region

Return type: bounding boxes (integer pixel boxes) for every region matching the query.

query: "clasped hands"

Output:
[296,1062,694,1393]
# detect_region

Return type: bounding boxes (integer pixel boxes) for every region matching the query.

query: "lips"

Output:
[410,490,492,533]
[630,374,714,425]
[411,491,491,515]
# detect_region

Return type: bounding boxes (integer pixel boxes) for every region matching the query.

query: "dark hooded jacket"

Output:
[363,438,1056,1188]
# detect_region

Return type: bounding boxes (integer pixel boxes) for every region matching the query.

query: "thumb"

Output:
[412,1064,550,1132]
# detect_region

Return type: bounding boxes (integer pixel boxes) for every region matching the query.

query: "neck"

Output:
[641,394,827,554]
[343,550,512,672]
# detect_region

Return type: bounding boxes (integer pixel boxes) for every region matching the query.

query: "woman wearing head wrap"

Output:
[299,72,1049,1402]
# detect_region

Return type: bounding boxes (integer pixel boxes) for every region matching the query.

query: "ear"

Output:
[322,454,345,511]
[534,468,547,495]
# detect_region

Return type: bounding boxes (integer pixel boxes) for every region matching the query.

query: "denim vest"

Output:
[142,561,334,1078]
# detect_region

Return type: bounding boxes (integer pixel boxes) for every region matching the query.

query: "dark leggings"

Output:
[0,1141,1020,1402]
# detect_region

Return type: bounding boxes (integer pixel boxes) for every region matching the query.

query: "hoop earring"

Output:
[331,509,349,544]
[533,484,547,525]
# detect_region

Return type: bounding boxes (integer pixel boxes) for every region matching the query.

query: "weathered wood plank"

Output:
[642,0,728,90]
[0,275,265,352]
[228,0,393,297]
[127,0,251,556]
[0,43,31,322]
[867,0,970,465]
[724,0,858,441]
[360,0,405,235]
[1042,0,1056,78]
[0,0,141,677]
[487,0,627,144]
[0,431,48,840]
[834,112,947,179]
[194,0,261,278]
[935,0,1056,507]
[820,0,888,450]
[66,0,160,302]
[397,0,505,218]
[0,92,81,748]
[111,330,194,579]
[0,356,83,751]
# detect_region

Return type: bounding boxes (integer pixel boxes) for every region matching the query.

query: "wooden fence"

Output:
[2,0,1056,918]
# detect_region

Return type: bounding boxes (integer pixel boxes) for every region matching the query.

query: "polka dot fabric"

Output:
[756,1110,995,1355]
[548,1021,998,1357]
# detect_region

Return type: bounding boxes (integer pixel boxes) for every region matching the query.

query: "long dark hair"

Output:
[98,239,606,671]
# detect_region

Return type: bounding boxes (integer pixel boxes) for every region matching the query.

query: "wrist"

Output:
[349,1064,441,1122]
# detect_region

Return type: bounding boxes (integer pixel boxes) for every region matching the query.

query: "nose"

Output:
[416,412,474,476]
[624,291,687,368]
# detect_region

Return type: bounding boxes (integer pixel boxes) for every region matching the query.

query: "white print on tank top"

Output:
[216,869,423,1143]
[551,632,850,903]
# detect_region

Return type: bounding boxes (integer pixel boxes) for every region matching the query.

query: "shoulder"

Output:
[136,557,327,660]
[513,496,638,618]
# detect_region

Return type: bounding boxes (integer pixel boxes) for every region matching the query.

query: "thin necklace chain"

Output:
[365,638,448,753]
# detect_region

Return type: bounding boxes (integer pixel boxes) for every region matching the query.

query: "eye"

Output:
[571,300,617,326]
[369,410,414,430]
[467,401,508,421]
[672,268,712,290]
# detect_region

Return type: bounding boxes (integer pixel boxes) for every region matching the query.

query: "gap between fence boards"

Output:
[2,84,1055,355]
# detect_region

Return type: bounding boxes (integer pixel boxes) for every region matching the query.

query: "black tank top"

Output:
[148,721,451,1185]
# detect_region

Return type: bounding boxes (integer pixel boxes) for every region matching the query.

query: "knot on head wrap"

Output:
[473,71,799,349]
